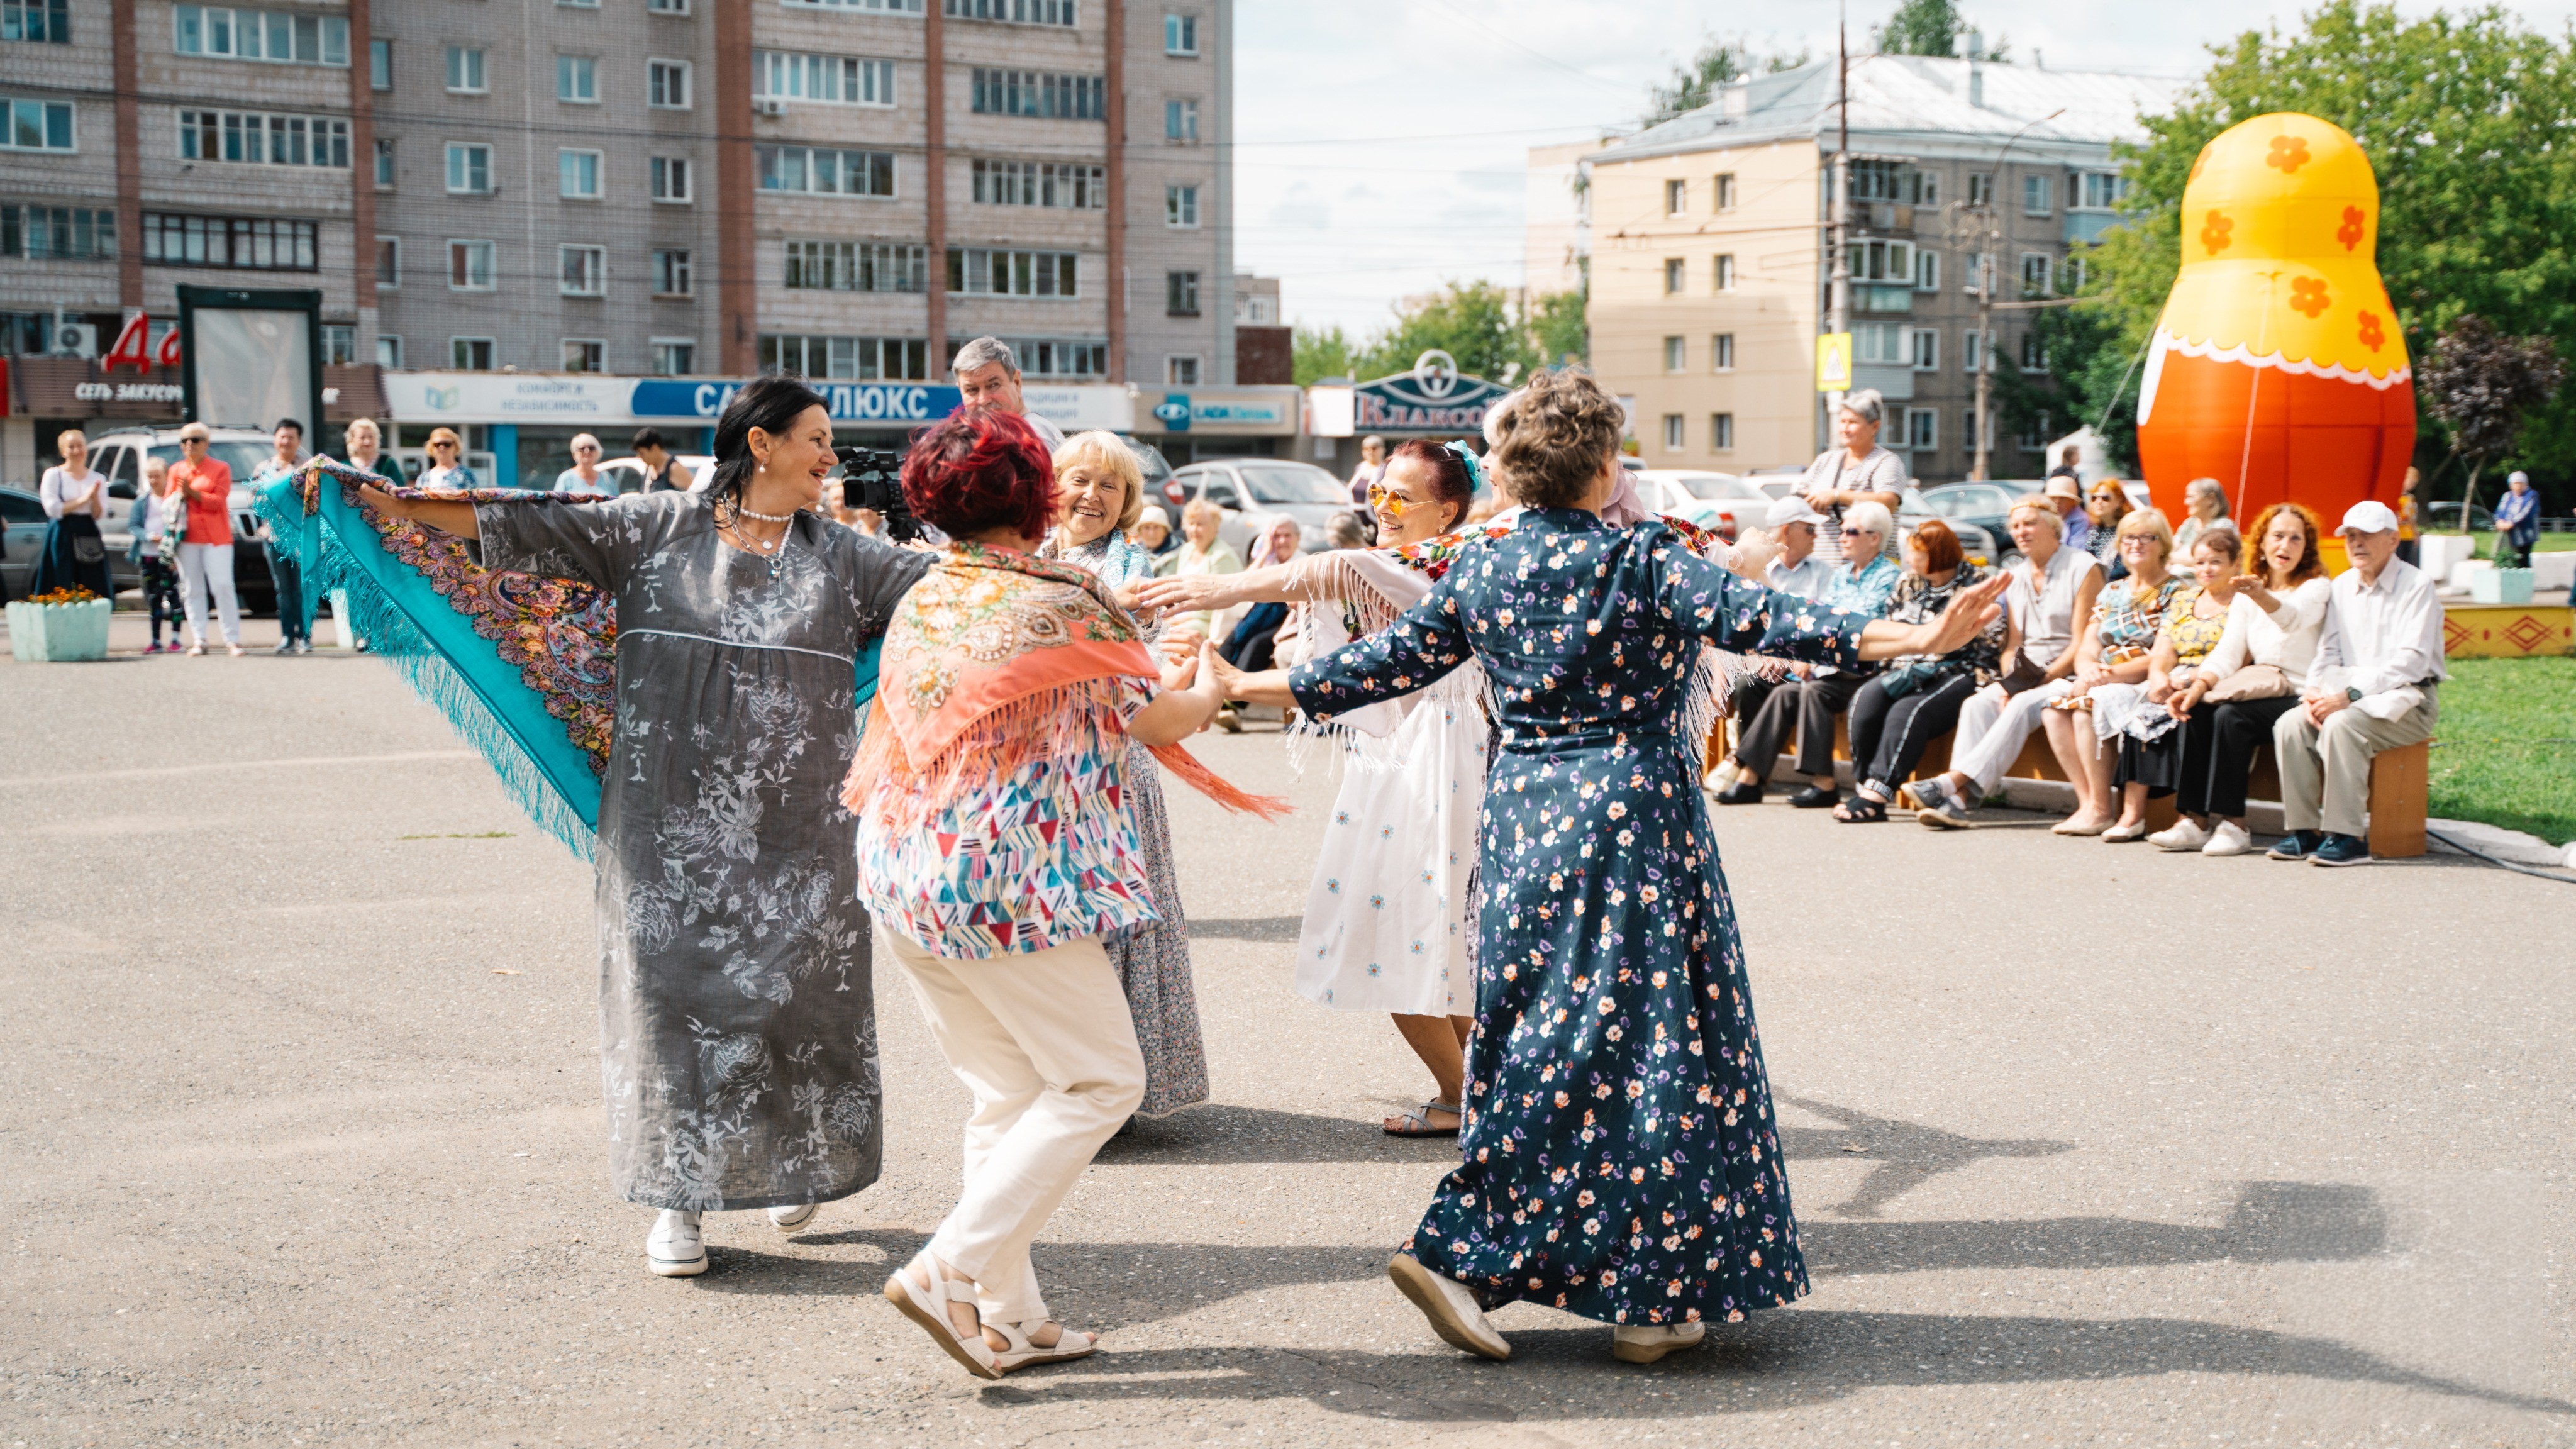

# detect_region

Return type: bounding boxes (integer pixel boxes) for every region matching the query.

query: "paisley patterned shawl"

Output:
[257,457,618,857]
[845,542,1285,830]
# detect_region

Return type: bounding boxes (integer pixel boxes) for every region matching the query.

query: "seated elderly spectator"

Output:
[2104,523,2240,833]
[1132,505,1177,557]
[2045,508,2182,838]
[2172,477,2230,560]
[2147,503,2333,857]
[1833,520,2005,821]
[1711,501,1898,808]
[1705,495,1835,791]
[2043,475,2090,552]
[1213,515,1307,731]
[1903,494,2105,828]
[2267,501,2445,867]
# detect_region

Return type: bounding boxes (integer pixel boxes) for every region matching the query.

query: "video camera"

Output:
[831,445,924,543]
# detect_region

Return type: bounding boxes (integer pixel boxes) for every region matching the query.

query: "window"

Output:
[560,244,606,296]
[4,0,69,42]
[1661,414,1684,452]
[1904,408,1938,452]
[448,238,495,289]
[1164,270,1199,315]
[1002,338,1108,378]
[557,55,598,103]
[141,212,315,269]
[648,59,692,108]
[1661,336,1685,374]
[1710,412,1734,451]
[444,45,486,93]
[1167,355,1201,386]
[376,334,402,368]
[1662,258,1684,294]
[1164,12,1196,53]
[1854,321,1906,364]
[2019,252,2053,297]
[369,38,391,90]
[2064,253,2089,293]
[757,144,897,197]
[756,52,897,106]
[180,110,351,167]
[647,0,689,9]
[1962,328,1986,372]
[786,0,921,10]
[559,149,602,199]
[445,143,492,194]
[1964,250,1991,295]
[1711,332,1734,371]
[758,334,931,380]
[1909,327,1938,370]
[970,159,1104,208]
[1,204,114,259]
[2074,172,2126,209]
[652,339,696,375]
[562,338,605,372]
[652,248,692,295]
[1713,253,1736,291]
[374,136,395,187]
[172,7,347,64]
[1162,97,1198,140]
[561,0,600,8]
[1664,179,1686,216]
[1965,172,1992,208]
[1,96,74,151]
[651,157,692,203]
[2021,172,2051,216]
[972,69,1106,119]
[1849,158,1935,205]
[947,0,1076,25]
[374,234,399,286]
[1843,238,1912,282]
[948,247,1080,297]
[1165,184,1199,228]
[783,240,927,292]
[2020,330,2046,370]
[452,337,494,370]
[321,323,355,365]
[2016,409,2050,450]
[1962,407,1989,452]
[1914,248,1940,291]
[1713,172,1736,211]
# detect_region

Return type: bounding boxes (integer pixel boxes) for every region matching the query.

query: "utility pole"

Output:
[1824,3,1851,447]
[1950,104,2064,482]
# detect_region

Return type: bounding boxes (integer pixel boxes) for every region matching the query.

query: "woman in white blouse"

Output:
[2146,502,2334,856]
[35,428,114,597]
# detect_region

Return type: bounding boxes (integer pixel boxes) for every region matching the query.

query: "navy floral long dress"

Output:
[1290,508,1867,1327]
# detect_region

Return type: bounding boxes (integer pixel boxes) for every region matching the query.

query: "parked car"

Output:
[0,487,53,599]
[1746,469,1806,500]
[1163,458,1356,555]
[1916,482,2024,566]
[74,426,277,611]
[1628,469,1769,541]
[2423,501,2496,533]
[1895,487,1999,567]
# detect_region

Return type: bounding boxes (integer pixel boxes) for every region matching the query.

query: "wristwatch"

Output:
[2345,686,2363,702]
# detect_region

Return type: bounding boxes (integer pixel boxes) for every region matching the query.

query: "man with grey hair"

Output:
[952,336,1066,451]
[1796,389,1908,565]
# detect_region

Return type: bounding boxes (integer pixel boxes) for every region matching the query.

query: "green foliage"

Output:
[1990,297,2148,473]
[1529,288,1589,369]
[1291,323,1358,387]
[1357,281,1534,384]
[1642,36,1813,128]
[2420,314,2567,513]
[2426,657,2576,846]
[1875,0,2007,59]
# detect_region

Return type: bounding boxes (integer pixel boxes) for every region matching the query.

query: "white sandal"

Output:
[1388,1253,1511,1360]
[985,1318,1097,1374]
[884,1250,1000,1380]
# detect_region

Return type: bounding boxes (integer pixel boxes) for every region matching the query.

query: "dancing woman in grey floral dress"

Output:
[355,378,930,1277]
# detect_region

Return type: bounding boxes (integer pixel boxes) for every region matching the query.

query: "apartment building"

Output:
[0,0,1231,484]
[1567,54,2174,482]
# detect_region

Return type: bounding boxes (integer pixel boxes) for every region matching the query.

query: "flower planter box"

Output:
[6,597,114,662]
[2470,567,2535,605]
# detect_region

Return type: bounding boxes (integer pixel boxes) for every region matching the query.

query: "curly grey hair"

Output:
[1838,389,1886,428]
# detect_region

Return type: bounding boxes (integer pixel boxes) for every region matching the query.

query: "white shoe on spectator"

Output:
[768,1202,818,1233]
[2148,819,2210,852]
[2202,821,2254,857]
[647,1209,706,1277]
[1905,777,1973,829]
[2101,819,2149,843]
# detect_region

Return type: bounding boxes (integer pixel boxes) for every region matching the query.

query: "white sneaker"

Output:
[1613,1319,1708,1364]
[2148,818,2210,852]
[768,1202,818,1233]
[2202,820,2254,857]
[647,1209,706,1277]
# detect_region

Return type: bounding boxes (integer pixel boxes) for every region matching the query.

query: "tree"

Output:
[1354,281,1540,385]
[1291,323,1358,387]
[1529,288,1588,369]
[1641,36,1812,127]
[1990,297,2145,473]
[2420,314,2565,518]
[1875,0,2007,59]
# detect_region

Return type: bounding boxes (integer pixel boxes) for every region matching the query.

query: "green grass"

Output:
[2428,657,2576,845]
[2421,529,2576,558]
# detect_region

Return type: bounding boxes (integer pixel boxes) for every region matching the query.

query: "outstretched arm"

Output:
[1135,558,1318,614]
[1274,571,1472,724]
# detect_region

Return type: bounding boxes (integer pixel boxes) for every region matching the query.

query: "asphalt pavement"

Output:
[4,616,2571,1447]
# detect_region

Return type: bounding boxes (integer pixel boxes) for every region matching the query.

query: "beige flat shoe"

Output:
[985,1319,1097,1374]
[1388,1253,1509,1360]
[884,1250,1000,1380]
[2052,814,2111,836]
[1612,1319,1707,1365]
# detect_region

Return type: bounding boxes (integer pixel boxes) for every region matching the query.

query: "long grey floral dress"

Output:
[1040,527,1211,1117]
[475,492,930,1211]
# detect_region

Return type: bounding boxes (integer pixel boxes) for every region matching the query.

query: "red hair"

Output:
[902,406,1055,542]
[1905,517,1964,574]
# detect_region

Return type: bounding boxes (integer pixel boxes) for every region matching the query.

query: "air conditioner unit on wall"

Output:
[53,321,97,358]
[755,98,786,118]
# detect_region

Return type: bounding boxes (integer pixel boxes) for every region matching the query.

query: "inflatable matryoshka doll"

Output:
[2135,113,2414,531]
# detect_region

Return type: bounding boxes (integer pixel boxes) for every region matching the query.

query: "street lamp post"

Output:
[1949,107,2064,482]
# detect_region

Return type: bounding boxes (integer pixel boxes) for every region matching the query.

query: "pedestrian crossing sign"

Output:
[1816,332,1853,393]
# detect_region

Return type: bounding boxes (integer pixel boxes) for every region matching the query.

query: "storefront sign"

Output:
[382,371,639,424]
[1024,384,1133,434]
[1346,351,1510,434]
[628,379,965,426]
[1136,386,1302,436]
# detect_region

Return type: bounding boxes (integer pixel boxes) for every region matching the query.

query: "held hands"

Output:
[1157,638,1206,693]
[1135,574,1223,613]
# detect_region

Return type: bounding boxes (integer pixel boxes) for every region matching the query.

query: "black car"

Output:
[1916,482,2029,567]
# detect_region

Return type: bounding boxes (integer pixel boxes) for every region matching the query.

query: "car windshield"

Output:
[148,440,273,484]
[1671,475,1757,501]
[1128,441,1173,489]
[1238,465,1346,505]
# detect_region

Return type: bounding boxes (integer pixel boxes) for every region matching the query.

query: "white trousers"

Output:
[887,930,1145,1326]
[1948,679,2073,796]
[178,542,241,647]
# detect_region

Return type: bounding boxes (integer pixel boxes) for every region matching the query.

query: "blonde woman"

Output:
[35,428,113,597]
[1038,431,1210,1120]
[416,427,478,489]
[1157,497,1240,637]
[2045,508,2180,838]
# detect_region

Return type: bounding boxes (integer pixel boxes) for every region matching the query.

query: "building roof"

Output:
[1592,54,2185,168]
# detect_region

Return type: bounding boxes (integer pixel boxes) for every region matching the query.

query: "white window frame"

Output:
[1664,178,1686,216]
[557,55,599,103]
[560,243,606,296]
[648,58,692,109]
[1165,182,1199,228]
[562,337,606,372]
[1713,253,1736,292]
[374,135,395,188]
[177,109,350,169]
[444,142,492,194]
[450,336,496,370]
[170,6,350,65]
[1711,411,1735,452]
[650,338,697,375]
[0,97,75,153]
[647,0,690,11]
[444,45,487,94]
[1962,328,1986,374]
[376,334,403,368]
[652,247,693,296]
[2019,252,2053,297]
[558,148,603,199]
[1914,248,1940,291]
[1164,12,1197,54]
[2021,172,2052,216]
[374,234,400,287]
[1661,335,1685,374]
[447,238,495,291]
[1905,407,1938,452]
[1165,354,1201,386]
[1713,172,1736,212]
[1660,413,1685,452]
[1662,258,1684,295]
[1164,97,1197,142]
[650,155,693,203]
[782,0,922,9]
[1711,332,1735,372]
[755,51,897,108]
[1909,327,1938,371]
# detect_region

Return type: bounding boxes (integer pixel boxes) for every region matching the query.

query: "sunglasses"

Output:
[1367,483,1426,517]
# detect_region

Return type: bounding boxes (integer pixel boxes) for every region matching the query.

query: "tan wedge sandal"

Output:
[884,1250,1000,1380]
[985,1319,1098,1374]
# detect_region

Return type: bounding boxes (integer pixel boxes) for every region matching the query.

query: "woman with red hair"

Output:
[851,406,1273,1379]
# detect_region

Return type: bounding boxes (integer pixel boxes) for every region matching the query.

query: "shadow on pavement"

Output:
[1779,1095,2075,1217]
[1187,916,1303,943]
[1091,1104,1463,1165]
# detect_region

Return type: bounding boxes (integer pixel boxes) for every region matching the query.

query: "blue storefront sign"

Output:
[1151,394,1192,431]
[629,379,964,425]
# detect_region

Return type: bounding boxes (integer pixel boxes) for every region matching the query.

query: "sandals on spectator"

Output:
[1786,784,1839,809]
[885,1250,1001,1380]
[985,1319,1097,1374]
[1385,1100,1462,1137]
[1833,796,1888,823]
[1712,780,1763,806]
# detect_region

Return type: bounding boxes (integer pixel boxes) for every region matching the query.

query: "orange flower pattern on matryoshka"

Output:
[2288,276,2331,318]
[2267,133,2311,172]
[1289,509,1870,1326]
[2357,311,2386,352]
[2337,204,2365,250]
[2200,209,2234,255]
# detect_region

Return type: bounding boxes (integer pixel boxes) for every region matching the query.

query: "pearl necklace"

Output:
[736,502,797,523]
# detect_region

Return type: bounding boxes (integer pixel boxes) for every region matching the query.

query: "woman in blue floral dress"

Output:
[1217,370,2004,1364]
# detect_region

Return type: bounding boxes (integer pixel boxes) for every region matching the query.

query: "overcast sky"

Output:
[1233,0,2576,339]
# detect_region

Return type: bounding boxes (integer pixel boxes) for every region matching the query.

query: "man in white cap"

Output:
[2494,470,2540,569]
[1759,493,1832,598]
[2042,474,2090,551]
[2268,500,2445,867]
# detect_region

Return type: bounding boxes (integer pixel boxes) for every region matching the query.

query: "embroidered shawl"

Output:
[843,542,1285,831]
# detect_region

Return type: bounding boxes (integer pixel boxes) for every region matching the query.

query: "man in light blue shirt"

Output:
[1711,498,1889,808]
